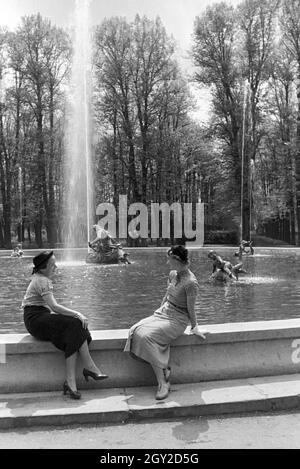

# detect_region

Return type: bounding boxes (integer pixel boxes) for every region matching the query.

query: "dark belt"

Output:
[23,305,50,313]
[167,299,186,312]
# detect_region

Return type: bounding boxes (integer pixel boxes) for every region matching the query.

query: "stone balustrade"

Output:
[1,319,300,393]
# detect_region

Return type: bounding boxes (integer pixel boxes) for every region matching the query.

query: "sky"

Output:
[0,0,242,122]
[0,0,241,52]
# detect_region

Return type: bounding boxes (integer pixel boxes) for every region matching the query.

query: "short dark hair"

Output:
[167,245,189,264]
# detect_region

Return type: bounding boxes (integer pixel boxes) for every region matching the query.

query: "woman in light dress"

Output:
[124,245,207,400]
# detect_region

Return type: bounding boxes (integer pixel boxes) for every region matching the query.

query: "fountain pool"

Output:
[0,247,299,334]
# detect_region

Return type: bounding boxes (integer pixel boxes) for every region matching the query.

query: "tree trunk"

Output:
[0,220,4,247]
[34,216,43,248]
[46,88,57,246]
[36,88,49,246]
[296,71,300,245]
[112,110,118,208]
[0,103,12,249]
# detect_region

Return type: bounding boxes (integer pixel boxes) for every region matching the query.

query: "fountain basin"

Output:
[1,248,300,333]
[1,319,300,393]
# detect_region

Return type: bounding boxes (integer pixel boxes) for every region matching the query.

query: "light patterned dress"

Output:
[124,269,199,369]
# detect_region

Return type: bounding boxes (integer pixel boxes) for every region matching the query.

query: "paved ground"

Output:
[2,374,300,430]
[1,410,300,449]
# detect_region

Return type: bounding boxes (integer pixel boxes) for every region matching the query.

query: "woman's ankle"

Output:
[83,363,101,373]
[66,379,77,390]
[157,378,168,387]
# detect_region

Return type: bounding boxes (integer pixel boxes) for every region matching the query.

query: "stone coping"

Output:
[0,246,298,254]
[1,374,300,429]
[2,318,300,355]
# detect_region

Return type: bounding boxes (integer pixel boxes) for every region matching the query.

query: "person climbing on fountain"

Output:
[119,252,131,265]
[11,244,23,258]
[208,250,241,281]
[208,250,236,280]
[88,224,130,264]
[235,239,254,258]
[89,224,120,254]
[208,250,247,281]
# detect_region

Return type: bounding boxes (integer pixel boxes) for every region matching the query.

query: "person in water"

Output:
[207,250,248,281]
[207,250,237,281]
[11,244,23,257]
[119,252,131,264]
[235,240,254,258]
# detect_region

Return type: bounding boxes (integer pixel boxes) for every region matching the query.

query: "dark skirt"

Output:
[23,305,92,358]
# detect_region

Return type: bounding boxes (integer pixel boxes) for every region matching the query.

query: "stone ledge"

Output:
[2,319,300,394]
[1,374,300,429]
[2,318,300,355]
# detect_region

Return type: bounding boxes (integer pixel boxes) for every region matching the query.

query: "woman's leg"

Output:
[78,340,105,374]
[65,351,78,390]
[151,364,166,386]
[151,364,170,400]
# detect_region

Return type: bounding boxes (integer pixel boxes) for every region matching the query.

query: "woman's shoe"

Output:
[63,381,81,400]
[155,382,170,401]
[83,368,108,382]
[163,366,171,382]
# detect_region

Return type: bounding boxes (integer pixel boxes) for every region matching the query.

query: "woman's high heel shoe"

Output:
[63,381,81,400]
[155,382,170,400]
[83,368,108,382]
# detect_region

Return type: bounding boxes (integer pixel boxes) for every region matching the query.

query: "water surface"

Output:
[1,248,299,333]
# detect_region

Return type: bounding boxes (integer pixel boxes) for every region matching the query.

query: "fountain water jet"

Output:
[64,0,93,256]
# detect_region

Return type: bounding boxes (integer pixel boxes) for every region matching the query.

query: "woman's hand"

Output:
[190,324,207,339]
[75,313,89,329]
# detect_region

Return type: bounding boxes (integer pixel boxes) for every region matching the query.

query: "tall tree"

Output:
[130,15,176,202]
[281,0,300,245]
[238,0,280,238]
[193,3,242,229]
[94,17,140,202]
[0,28,15,247]
[14,14,70,245]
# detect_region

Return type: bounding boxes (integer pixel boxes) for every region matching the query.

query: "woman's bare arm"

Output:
[43,293,89,329]
[186,285,207,338]
[186,292,197,329]
[160,293,168,307]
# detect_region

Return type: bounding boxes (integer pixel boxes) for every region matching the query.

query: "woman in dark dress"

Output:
[22,251,108,399]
